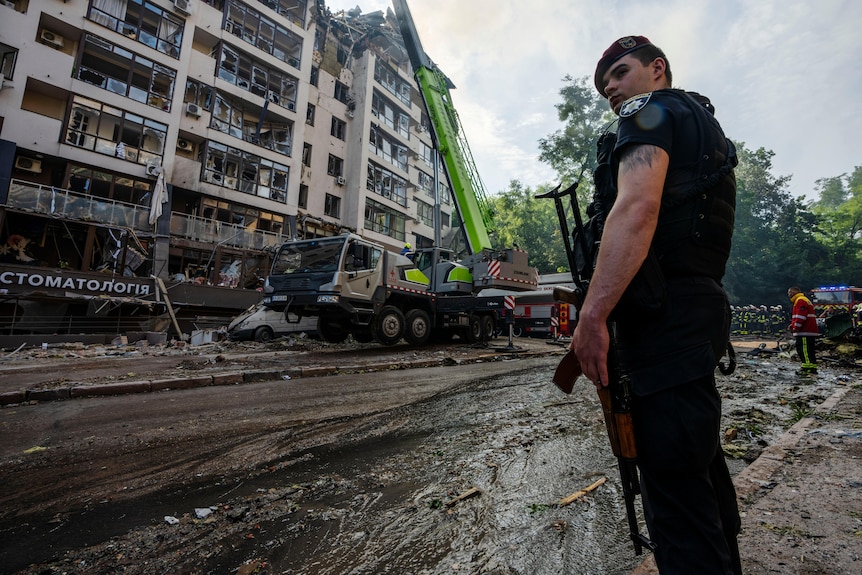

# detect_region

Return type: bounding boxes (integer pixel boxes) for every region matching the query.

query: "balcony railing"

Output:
[169,212,284,251]
[5,180,285,252]
[6,179,151,231]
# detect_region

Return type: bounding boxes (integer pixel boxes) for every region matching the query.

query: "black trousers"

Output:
[632,375,742,575]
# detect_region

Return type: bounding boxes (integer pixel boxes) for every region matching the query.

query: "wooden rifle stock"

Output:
[539,184,653,555]
[552,285,638,458]
[552,285,654,555]
[596,386,637,460]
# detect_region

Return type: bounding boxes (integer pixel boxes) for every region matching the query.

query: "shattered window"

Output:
[374,61,411,106]
[334,81,351,104]
[65,95,166,166]
[77,33,176,111]
[364,198,406,241]
[367,160,408,207]
[224,0,304,70]
[88,0,184,59]
[211,92,293,156]
[327,154,343,177]
[371,90,410,139]
[216,43,299,111]
[416,200,433,227]
[203,141,288,202]
[368,124,408,172]
[324,193,340,218]
[331,117,346,140]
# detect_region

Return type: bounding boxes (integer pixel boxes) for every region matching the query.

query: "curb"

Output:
[1,348,561,407]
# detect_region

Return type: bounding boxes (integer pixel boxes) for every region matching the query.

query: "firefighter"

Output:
[788,286,818,374]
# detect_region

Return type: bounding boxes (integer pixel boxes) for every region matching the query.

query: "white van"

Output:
[227,303,317,342]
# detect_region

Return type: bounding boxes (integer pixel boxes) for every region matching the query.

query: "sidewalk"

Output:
[633,375,862,574]
[0,337,564,405]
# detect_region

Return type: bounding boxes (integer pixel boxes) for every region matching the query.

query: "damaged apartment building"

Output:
[0,0,456,338]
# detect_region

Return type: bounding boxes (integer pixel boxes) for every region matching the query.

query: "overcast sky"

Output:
[325,0,861,200]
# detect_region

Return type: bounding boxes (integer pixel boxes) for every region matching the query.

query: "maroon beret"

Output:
[594,36,653,97]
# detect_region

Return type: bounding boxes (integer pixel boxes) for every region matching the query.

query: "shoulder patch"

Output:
[619,92,653,118]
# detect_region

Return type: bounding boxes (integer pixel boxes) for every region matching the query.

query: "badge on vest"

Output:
[619,92,653,117]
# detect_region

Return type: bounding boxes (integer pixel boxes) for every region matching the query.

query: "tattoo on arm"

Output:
[619,145,659,175]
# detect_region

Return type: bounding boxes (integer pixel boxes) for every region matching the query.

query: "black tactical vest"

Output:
[592,90,737,283]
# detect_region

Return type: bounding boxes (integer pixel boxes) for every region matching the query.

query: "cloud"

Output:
[327,0,862,198]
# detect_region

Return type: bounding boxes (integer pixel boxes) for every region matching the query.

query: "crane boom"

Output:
[392,0,494,254]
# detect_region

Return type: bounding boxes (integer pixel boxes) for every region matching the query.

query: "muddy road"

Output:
[0,338,859,574]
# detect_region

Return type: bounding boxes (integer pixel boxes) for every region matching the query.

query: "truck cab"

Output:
[811,285,862,337]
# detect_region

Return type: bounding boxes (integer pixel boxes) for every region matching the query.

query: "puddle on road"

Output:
[7,348,853,575]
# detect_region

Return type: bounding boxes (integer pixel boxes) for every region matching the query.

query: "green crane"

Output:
[392,0,495,254]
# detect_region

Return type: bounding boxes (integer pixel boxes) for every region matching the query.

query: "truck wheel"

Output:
[254,326,275,343]
[318,315,349,343]
[404,309,431,345]
[464,314,482,343]
[375,306,405,345]
[512,326,523,337]
[481,315,496,341]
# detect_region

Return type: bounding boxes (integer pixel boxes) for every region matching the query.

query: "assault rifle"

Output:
[536,182,655,555]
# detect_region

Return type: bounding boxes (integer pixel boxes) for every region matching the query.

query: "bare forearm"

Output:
[571,144,667,386]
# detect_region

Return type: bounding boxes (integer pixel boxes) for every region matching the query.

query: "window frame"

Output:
[87,0,185,59]
[324,193,341,218]
[77,33,177,112]
[65,95,168,166]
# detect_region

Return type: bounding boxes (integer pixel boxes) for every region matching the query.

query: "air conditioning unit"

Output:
[172,0,191,15]
[335,176,346,186]
[39,29,65,50]
[286,101,296,112]
[176,138,193,151]
[14,156,42,173]
[185,102,201,117]
[146,162,162,177]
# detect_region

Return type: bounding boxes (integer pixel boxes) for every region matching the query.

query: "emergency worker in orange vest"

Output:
[787,286,818,374]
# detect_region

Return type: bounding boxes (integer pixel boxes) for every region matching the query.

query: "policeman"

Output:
[572,36,740,574]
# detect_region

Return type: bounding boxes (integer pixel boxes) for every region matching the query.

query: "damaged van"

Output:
[227,303,317,342]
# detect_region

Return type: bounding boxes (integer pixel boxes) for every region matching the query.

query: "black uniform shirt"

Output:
[610,89,733,396]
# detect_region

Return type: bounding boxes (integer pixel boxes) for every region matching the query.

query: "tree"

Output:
[498,73,859,304]
[537,75,613,207]
[814,175,848,209]
[489,180,568,274]
[482,76,609,276]
[809,166,862,284]
[724,144,823,304]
